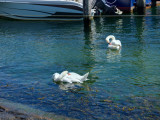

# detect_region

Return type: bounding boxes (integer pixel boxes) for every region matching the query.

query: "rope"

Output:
[106,0,117,4]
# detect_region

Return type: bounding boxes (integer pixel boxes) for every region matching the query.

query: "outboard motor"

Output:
[92,0,123,15]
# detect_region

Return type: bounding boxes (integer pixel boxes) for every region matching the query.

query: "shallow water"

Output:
[0,7,160,120]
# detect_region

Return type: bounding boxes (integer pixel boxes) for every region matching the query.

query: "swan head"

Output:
[106,35,116,44]
[52,73,60,82]
[52,71,69,82]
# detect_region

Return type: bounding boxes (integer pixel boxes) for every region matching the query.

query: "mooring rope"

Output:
[106,0,117,4]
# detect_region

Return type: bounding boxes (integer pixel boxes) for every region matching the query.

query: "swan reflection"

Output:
[58,82,82,91]
[106,49,121,63]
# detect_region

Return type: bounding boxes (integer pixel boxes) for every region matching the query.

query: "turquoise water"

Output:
[0,8,160,119]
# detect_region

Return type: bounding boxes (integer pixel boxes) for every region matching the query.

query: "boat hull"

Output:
[0,0,83,20]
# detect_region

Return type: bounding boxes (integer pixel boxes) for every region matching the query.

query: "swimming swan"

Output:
[52,71,89,83]
[106,35,122,50]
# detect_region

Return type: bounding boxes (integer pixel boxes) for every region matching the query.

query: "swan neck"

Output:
[59,71,68,80]
[106,35,115,43]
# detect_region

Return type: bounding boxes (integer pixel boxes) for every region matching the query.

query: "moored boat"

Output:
[0,0,83,20]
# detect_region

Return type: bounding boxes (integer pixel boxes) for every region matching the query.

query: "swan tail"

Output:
[81,72,89,82]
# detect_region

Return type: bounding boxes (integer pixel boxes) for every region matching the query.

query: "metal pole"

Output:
[83,0,93,26]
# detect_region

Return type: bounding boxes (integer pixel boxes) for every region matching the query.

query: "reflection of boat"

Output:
[0,0,83,20]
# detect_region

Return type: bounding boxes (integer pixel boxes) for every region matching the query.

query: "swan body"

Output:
[106,35,122,50]
[52,71,89,83]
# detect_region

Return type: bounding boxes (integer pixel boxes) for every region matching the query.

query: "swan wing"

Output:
[115,40,121,46]
[111,40,121,46]
[108,45,120,50]
[60,72,89,83]
[67,72,82,83]
[64,75,81,83]
[69,72,89,81]
[68,72,82,79]
[61,76,73,83]
[110,39,116,45]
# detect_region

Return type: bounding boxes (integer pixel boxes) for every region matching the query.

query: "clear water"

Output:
[0,8,160,120]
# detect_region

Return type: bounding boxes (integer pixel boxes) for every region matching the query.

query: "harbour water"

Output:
[0,7,160,119]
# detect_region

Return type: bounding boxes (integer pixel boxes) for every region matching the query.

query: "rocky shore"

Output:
[0,98,74,120]
[0,105,51,120]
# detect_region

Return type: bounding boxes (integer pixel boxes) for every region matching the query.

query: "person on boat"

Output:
[92,0,123,15]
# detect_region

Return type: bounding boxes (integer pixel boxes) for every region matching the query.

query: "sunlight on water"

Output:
[0,8,160,119]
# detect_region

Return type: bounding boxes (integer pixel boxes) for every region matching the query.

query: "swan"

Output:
[52,71,89,83]
[106,35,122,50]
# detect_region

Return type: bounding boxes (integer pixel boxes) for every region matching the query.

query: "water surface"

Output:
[0,7,160,120]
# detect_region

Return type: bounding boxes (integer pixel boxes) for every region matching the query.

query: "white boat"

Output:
[0,0,83,20]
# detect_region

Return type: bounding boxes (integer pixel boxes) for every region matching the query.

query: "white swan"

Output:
[106,35,122,50]
[52,71,89,83]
